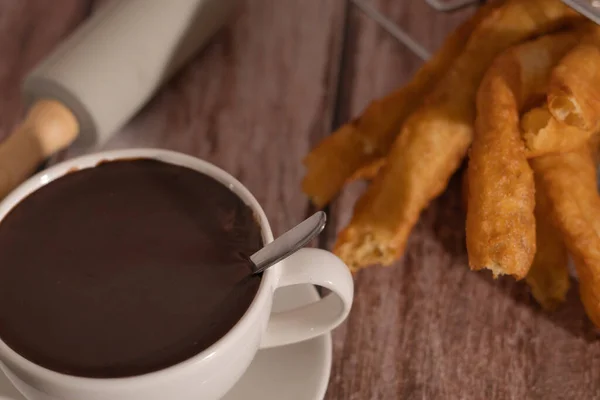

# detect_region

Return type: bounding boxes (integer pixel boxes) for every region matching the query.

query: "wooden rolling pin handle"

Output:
[0,100,79,200]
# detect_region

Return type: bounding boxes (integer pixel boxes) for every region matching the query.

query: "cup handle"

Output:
[259,248,354,349]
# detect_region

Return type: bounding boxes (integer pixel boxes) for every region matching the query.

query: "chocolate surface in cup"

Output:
[0,159,263,378]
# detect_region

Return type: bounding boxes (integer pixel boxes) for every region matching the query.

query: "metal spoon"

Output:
[250,211,327,275]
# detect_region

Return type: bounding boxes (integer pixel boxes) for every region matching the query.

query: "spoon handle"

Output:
[250,211,327,274]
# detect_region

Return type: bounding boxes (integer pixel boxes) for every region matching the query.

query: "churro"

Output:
[521,105,593,157]
[334,0,578,270]
[531,146,600,327]
[467,32,580,279]
[548,39,600,132]
[301,0,504,207]
[525,176,570,310]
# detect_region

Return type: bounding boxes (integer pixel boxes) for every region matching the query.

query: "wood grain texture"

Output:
[0,0,90,142]
[326,1,600,399]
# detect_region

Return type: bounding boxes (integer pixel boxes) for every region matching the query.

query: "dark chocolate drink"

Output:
[0,159,263,378]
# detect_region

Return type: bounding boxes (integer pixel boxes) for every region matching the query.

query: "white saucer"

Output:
[0,284,332,400]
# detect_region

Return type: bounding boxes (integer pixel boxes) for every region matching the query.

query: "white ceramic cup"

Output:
[0,148,354,400]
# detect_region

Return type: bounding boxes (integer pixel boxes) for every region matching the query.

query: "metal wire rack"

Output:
[350,0,481,61]
[351,0,600,59]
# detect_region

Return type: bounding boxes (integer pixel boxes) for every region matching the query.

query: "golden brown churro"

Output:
[525,176,570,310]
[518,28,600,156]
[467,32,580,279]
[521,105,594,157]
[301,1,504,207]
[334,0,577,271]
[531,146,600,327]
[548,40,600,132]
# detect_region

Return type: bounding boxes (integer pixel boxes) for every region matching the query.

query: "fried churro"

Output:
[548,38,600,132]
[467,32,580,279]
[334,0,578,271]
[531,146,600,327]
[301,1,504,207]
[521,105,594,157]
[518,28,600,157]
[525,176,570,310]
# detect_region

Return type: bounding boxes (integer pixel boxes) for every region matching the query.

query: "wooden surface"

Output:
[2,0,600,399]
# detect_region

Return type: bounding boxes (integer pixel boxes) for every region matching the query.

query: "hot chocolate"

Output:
[0,159,263,378]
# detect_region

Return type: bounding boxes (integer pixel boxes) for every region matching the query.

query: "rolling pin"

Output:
[0,0,236,199]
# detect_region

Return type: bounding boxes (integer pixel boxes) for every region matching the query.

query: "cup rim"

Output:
[0,148,276,389]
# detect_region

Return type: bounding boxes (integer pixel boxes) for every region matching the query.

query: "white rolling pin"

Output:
[0,0,236,198]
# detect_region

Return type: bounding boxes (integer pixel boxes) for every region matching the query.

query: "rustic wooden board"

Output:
[326,1,600,400]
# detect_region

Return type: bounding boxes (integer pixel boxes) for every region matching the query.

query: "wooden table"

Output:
[2,1,600,398]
